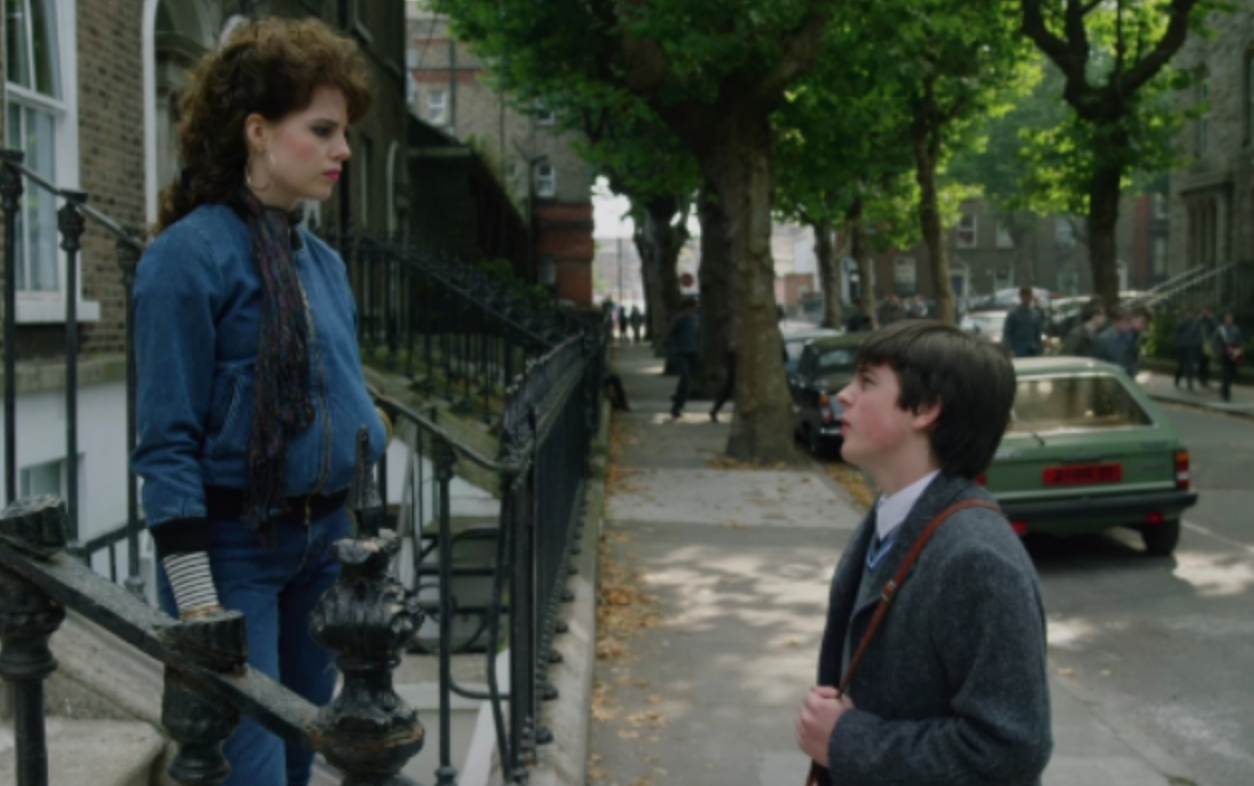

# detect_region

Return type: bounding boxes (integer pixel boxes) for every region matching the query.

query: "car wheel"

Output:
[1141,518,1180,556]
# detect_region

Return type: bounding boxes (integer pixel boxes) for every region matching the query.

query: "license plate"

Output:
[1043,463,1123,486]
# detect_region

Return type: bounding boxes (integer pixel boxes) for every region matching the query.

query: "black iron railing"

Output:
[376,325,606,783]
[1,150,148,598]
[0,484,425,786]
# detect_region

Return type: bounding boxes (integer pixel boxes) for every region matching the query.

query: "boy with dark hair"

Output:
[797,320,1052,786]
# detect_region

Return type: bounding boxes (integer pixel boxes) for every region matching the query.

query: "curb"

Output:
[1147,393,1254,422]
[528,402,611,786]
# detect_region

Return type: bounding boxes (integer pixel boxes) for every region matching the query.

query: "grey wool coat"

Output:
[813,473,1053,786]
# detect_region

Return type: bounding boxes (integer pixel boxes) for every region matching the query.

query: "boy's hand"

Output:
[796,686,855,767]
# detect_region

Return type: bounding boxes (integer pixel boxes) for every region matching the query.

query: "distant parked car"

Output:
[960,310,1009,344]
[782,325,843,377]
[983,356,1198,555]
[789,334,869,456]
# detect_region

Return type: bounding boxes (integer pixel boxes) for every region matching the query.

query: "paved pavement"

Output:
[587,344,1199,786]
[1137,366,1254,419]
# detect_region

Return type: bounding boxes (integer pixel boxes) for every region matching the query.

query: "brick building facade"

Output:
[1169,6,1254,280]
[407,3,596,305]
[860,195,1163,306]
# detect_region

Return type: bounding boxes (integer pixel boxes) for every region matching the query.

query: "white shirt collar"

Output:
[875,469,941,541]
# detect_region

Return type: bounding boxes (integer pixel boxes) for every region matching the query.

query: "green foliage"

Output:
[1143,309,1178,359]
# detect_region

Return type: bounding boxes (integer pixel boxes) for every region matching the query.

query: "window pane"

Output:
[5,105,26,290]
[30,0,61,98]
[25,105,59,290]
[5,0,32,89]
[1009,376,1152,433]
[19,457,64,497]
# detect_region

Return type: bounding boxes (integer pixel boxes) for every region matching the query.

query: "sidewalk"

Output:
[587,344,1195,786]
[1137,366,1254,419]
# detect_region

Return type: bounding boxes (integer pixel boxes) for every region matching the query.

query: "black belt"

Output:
[204,485,349,526]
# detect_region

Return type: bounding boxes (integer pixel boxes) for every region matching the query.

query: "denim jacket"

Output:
[131,204,385,530]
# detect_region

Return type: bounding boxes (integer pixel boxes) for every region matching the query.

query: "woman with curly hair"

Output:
[131,17,387,785]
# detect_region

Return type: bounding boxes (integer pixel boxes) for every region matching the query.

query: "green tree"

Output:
[1019,0,1225,306]
[773,25,919,329]
[859,0,1033,323]
[436,0,835,463]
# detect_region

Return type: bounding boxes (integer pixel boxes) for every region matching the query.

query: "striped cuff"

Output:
[161,551,221,614]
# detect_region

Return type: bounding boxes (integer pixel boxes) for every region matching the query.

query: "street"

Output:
[993,402,1254,786]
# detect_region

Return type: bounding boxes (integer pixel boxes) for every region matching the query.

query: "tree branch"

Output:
[755,11,832,108]
[1021,0,1073,72]
[1118,0,1201,95]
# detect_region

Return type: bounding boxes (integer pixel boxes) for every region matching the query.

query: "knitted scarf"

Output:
[236,188,313,536]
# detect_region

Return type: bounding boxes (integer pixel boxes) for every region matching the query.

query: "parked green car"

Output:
[985,357,1198,556]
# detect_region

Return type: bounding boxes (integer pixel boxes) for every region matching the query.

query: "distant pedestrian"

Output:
[1214,312,1245,403]
[667,299,700,419]
[877,294,903,325]
[844,302,873,333]
[1060,301,1105,357]
[617,307,629,343]
[629,306,644,343]
[1093,305,1146,377]
[1173,308,1203,390]
[908,294,929,319]
[796,321,1051,786]
[1004,286,1044,357]
[709,333,736,423]
[1196,307,1218,387]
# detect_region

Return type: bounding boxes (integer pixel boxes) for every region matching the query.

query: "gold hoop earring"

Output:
[246,153,271,192]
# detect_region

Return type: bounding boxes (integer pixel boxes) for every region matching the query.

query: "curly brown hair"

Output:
[156,16,372,232]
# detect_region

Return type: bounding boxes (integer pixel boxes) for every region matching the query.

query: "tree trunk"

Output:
[913,131,955,324]
[702,114,797,464]
[694,183,732,397]
[633,195,687,357]
[635,228,656,341]
[813,217,843,329]
[847,200,877,328]
[1087,161,1123,308]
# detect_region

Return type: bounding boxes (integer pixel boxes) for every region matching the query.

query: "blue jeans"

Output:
[158,509,350,786]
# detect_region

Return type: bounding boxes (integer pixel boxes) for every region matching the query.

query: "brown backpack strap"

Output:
[836,498,1001,697]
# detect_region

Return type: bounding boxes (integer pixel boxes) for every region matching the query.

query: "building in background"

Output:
[407,1,596,305]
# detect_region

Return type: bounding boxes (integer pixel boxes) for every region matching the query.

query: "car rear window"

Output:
[1009,374,1153,433]
[818,349,856,372]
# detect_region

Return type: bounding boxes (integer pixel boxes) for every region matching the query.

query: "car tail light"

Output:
[1011,521,1028,535]
[1145,511,1165,526]
[820,393,832,423]
[1175,450,1190,490]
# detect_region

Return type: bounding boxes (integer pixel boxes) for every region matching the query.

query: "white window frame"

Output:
[894,256,916,288]
[534,163,556,198]
[6,0,90,323]
[993,265,1015,290]
[1055,216,1075,249]
[19,454,80,499]
[956,214,977,249]
[995,222,1014,249]
[426,89,447,125]
[535,100,555,126]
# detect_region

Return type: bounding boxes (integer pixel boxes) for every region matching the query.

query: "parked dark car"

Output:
[789,334,869,456]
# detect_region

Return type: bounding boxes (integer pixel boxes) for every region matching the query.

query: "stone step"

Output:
[0,717,166,786]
